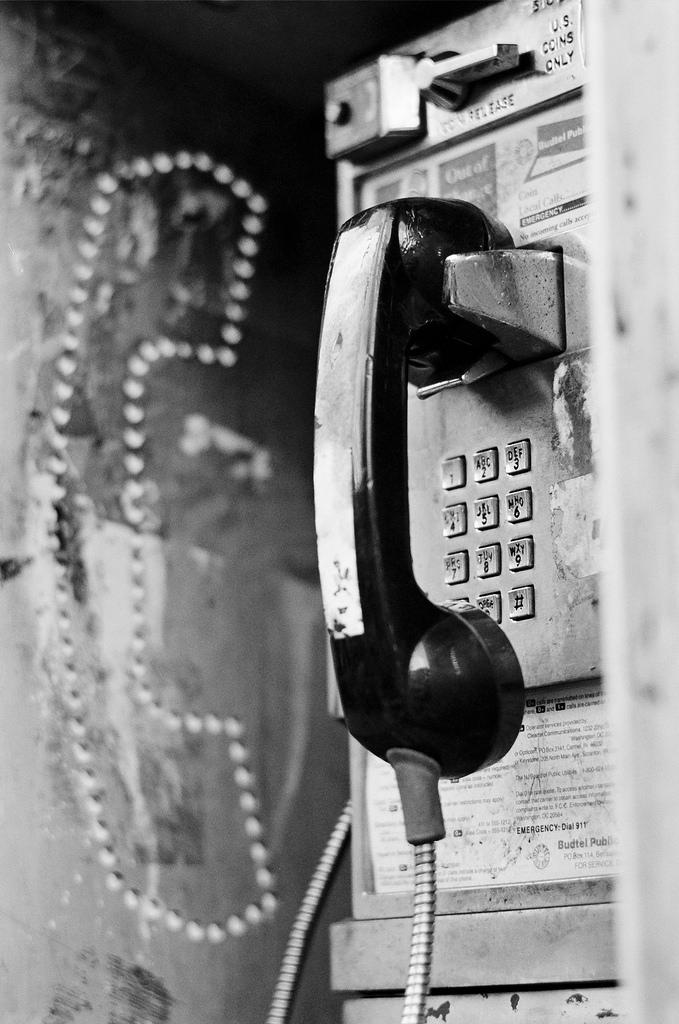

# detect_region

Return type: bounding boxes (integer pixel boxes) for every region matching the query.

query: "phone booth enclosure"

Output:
[322,0,623,1010]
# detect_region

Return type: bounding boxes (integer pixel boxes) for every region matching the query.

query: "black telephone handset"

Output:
[314,199,525,781]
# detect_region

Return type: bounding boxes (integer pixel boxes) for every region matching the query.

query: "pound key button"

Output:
[508,585,535,620]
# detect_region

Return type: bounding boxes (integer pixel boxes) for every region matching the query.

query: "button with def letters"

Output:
[505,439,531,475]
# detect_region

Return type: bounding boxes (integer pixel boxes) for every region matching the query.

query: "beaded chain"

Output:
[45,150,277,943]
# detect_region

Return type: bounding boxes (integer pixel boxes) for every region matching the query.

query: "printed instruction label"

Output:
[365,684,619,893]
[361,97,591,246]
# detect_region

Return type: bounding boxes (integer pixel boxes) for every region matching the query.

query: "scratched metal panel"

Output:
[407,247,598,691]
[331,903,617,991]
[343,989,628,1024]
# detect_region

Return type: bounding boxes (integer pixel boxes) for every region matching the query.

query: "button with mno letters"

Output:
[506,487,532,523]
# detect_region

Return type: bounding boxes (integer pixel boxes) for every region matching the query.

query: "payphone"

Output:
[315,2,626,1021]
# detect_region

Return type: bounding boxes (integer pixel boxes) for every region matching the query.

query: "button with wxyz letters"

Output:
[507,536,534,572]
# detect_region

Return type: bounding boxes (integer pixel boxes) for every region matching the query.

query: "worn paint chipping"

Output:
[552,354,598,474]
[550,474,602,580]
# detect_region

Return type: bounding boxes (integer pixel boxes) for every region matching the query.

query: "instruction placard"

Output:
[361,98,591,247]
[365,684,619,893]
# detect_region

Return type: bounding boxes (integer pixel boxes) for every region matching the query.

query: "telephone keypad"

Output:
[506,487,533,523]
[474,496,499,530]
[444,551,469,585]
[473,448,499,482]
[439,438,536,619]
[441,456,466,490]
[476,543,501,579]
[505,439,531,475]
[508,585,535,620]
[477,592,501,623]
[507,536,534,572]
[442,503,467,537]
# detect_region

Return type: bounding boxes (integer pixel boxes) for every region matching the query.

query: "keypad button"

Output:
[441,456,466,490]
[477,592,502,623]
[444,551,469,585]
[473,495,499,531]
[506,487,533,523]
[475,543,501,579]
[509,585,535,620]
[442,503,467,537]
[507,536,534,572]
[505,439,531,475]
[473,448,499,483]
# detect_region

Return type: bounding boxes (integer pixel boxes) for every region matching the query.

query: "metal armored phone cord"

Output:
[388,748,447,1024]
[265,800,352,1024]
[402,842,437,1024]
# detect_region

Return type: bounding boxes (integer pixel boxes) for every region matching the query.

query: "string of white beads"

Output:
[45,150,276,940]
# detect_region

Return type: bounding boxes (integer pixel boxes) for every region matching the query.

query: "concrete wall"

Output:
[0,3,349,1021]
